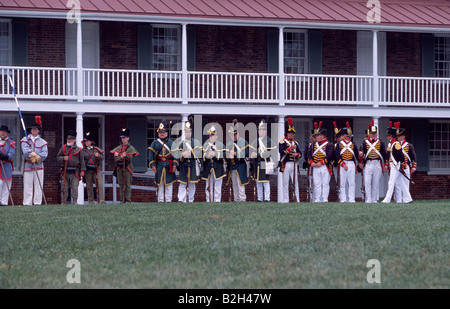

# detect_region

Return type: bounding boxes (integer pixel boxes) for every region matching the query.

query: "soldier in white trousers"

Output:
[382,122,413,204]
[278,118,301,203]
[307,122,334,203]
[334,122,357,203]
[202,126,227,203]
[175,119,202,203]
[250,120,275,202]
[21,118,48,206]
[394,125,416,203]
[358,121,387,203]
[226,119,249,203]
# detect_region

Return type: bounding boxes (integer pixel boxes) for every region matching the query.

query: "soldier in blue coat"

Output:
[250,120,276,202]
[226,119,249,202]
[175,118,202,203]
[202,125,227,202]
[0,125,15,206]
[149,120,179,202]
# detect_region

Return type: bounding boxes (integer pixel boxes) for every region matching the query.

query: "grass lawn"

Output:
[0,200,448,289]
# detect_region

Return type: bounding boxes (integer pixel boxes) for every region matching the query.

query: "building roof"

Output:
[1,0,449,29]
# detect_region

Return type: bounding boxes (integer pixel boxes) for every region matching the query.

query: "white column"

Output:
[278,27,285,106]
[182,23,188,105]
[372,30,379,108]
[277,115,285,203]
[76,112,84,204]
[373,116,379,130]
[181,113,188,140]
[77,18,83,103]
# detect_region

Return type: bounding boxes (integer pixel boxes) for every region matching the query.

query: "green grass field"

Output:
[0,200,448,289]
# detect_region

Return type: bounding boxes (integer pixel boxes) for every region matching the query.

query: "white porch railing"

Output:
[1,66,449,107]
[379,76,450,106]
[0,66,77,99]
[83,68,182,101]
[284,74,373,104]
[188,72,279,103]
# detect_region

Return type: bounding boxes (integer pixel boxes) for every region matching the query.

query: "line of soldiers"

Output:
[304,120,417,204]
[0,116,416,205]
[148,118,277,203]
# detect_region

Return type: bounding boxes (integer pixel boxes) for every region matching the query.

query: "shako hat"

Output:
[28,116,42,130]
[120,128,130,137]
[286,118,296,133]
[208,125,217,135]
[368,120,377,134]
[313,121,327,136]
[157,120,169,133]
[258,119,268,130]
[386,121,396,136]
[342,121,353,137]
[394,122,406,137]
[67,130,77,140]
[333,121,343,139]
[228,119,238,134]
[84,131,95,141]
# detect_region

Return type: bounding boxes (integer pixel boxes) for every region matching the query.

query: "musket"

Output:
[252,158,256,202]
[153,141,165,202]
[9,78,47,204]
[293,158,299,203]
[336,165,341,196]
[122,156,126,203]
[305,163,312,203]
[398,165,415,184]
[0,160,14,205]
[361,167,366,202]
[121,144,129,203]
[62,159,68,205]
[61,146,72,205]
[207,142,215,203]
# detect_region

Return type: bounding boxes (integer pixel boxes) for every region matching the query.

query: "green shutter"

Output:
[308,30,322,74]
[137,24,152,70]
[187,25,196,71]
[12,20,28,66]
[411,119,429,172]
[127,117,148,172]
[422,34,435,77]
[267,28,279,73]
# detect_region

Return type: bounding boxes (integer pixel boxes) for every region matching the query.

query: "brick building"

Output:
[0,0,449,204]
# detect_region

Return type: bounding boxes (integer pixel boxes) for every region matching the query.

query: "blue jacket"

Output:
[0,138,16,180]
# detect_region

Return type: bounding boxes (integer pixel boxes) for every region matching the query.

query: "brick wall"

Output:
[28,18,66,67]
[100,21,137,69]
[322,29,357,75]
[386,32,422,77]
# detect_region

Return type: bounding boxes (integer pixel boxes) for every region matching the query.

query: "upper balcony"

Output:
[1,66,449,107]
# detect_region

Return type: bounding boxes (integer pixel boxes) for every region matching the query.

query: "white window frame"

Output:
[434,34,450,78]
[428,119,450,174]
[284,29,308,74]
[151,24,181,71]
[0,19,12,66]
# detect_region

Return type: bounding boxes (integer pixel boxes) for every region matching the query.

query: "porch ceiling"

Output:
[0,0,449,29]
